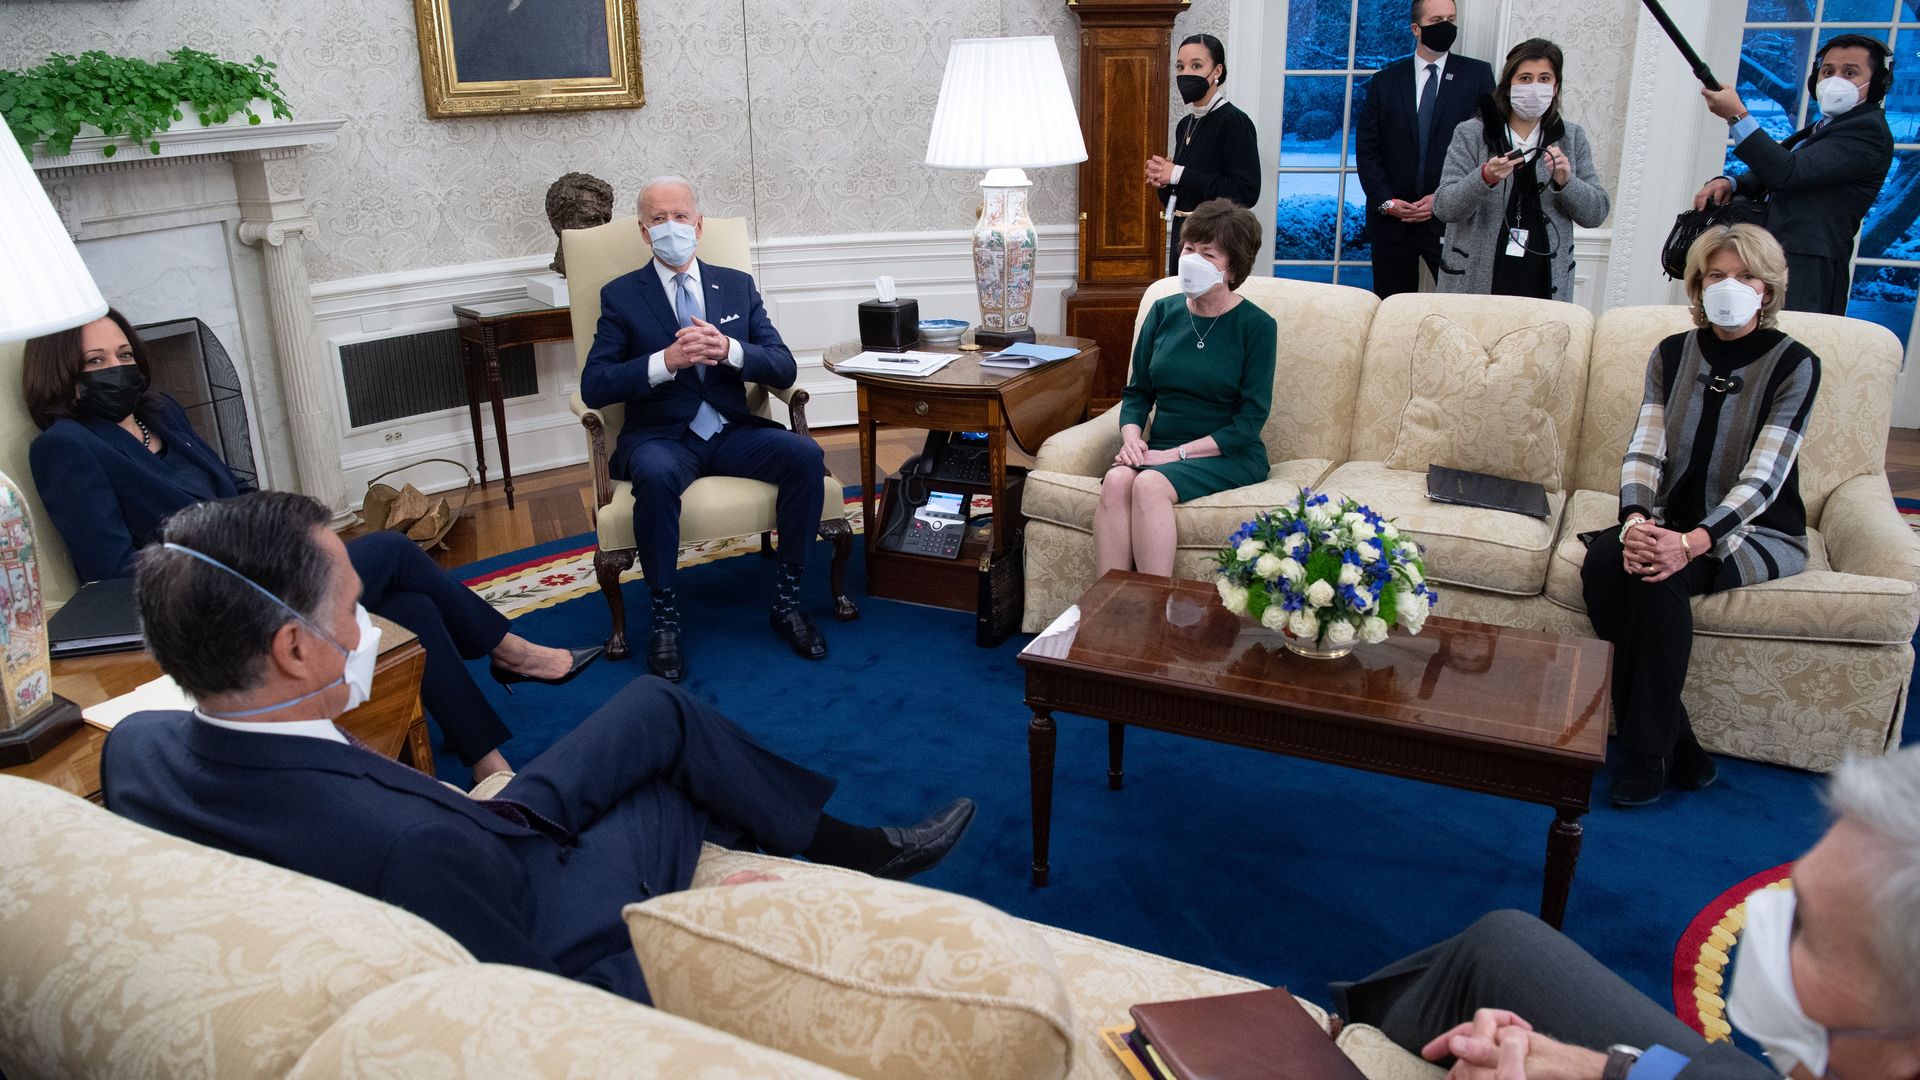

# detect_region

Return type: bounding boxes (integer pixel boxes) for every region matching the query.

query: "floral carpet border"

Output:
[462,495,865,619]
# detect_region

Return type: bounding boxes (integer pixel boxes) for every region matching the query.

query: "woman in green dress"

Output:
[1096,198,1276,577]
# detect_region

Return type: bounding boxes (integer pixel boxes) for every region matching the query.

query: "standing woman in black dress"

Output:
[1147,34,1263,276]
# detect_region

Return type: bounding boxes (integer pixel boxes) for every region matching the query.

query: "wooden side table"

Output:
[5,636,429,804]
[453,299,575,510]
[824,336,1098,611]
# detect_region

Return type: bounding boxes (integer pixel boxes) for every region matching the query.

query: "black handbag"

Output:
[1661,196,1770,279]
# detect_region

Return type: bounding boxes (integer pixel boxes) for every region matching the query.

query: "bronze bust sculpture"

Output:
[544,172,615,276]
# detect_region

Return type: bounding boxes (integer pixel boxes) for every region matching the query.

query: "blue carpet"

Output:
[434,536,1912,1019]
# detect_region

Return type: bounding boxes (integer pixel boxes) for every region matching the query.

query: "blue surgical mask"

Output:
[648,220,698,267]
[161,543,381,718]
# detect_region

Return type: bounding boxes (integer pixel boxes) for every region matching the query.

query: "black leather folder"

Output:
[48,577,144,658]
[1426,464,1551,520]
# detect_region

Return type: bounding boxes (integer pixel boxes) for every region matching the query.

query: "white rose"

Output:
[1341,511,1366,529]
[1356,541,1380,564]
[1359,616,1389,644]
[1236,539,1264,561]
[1288,609,1319,639]
[1277,557,1305,584]
[1404,607,1428,634]
[1350,586,1374,612]
[1260,605,1289,631]
[1282,533,1306,555]
[1306,580,1335,608]
[1405,563,1425,586]
[1379,522,1399,540]
[1305,504,1334,528]
[1337,563,1362,586]
[1220,583,1250,614]
[1350,519,1377,541]
[1394,588,1417,616]
[1254,553,1285,579]
[1325,619,1356,645]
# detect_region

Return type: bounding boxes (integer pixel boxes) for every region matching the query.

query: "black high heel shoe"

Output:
[489,645,604,693]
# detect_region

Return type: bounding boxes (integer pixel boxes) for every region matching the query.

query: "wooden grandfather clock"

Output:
[1065,0,1188,413]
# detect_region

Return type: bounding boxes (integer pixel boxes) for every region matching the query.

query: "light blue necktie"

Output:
[675,271,725,441]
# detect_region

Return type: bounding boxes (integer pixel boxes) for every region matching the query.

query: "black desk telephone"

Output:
[876,431,991,559]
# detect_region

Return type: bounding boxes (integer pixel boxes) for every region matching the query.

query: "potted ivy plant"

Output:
[0,47,292,159]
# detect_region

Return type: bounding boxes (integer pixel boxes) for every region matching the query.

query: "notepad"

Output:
[978,342,1077,368]
[82,675,194,733]
[832,350,957,377]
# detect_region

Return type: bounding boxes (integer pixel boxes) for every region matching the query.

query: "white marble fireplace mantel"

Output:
[31,116,355,523]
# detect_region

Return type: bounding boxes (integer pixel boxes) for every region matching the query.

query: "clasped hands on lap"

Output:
[1422,1009,1607,1080]
[662,317,730,371]
[1619,519,1709,584]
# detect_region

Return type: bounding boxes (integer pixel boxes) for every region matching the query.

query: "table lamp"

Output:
[0,117,107,764]
[924,36,1087,349]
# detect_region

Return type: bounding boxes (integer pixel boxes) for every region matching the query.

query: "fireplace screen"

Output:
[134,319,259,489]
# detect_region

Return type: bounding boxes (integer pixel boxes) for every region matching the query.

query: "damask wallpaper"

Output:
[2,0,1229,283]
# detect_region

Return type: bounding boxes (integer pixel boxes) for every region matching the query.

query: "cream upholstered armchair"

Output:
[563,217,856,660]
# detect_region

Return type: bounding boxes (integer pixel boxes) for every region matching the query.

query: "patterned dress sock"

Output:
[650,588,680,631]
[772,564,804,614]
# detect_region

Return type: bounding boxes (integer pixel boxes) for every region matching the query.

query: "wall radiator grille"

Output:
[341,328,538,428]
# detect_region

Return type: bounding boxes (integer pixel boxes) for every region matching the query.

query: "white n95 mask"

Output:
[1727,887,1831,1078]
[1703,278,1764,329]
[1816,76,1862,117]
[1178,252,1226,298]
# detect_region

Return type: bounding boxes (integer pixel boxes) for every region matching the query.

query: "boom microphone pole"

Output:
[1640,0,1722,90]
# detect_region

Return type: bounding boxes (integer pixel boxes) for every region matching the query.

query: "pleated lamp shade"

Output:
[924,37,1087,171]
[0,121,107,343]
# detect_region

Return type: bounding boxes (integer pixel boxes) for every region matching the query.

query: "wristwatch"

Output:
[1603,1045,1643,1080]
[1177,446,1190,461]
[1379,199,1396,212]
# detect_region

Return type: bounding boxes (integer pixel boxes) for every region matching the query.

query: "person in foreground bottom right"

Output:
[1332,744,1920,1079]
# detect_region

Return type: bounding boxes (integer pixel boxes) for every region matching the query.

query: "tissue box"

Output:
[858,298,920,352]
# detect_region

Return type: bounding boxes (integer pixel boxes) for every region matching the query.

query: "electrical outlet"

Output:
[382,429,405,444]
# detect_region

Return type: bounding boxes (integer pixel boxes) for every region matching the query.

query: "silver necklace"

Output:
[1187,307,1221,350]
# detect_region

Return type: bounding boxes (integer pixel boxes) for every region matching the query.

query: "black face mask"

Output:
[1419,21,1458,54]
[76,365,147,423]
[1177,73,1215,105]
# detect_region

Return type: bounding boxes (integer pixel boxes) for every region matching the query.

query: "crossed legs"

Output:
[1094,466,1179,577]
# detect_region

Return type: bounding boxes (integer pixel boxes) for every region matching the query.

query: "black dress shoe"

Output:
[488,645,604,694]
[770,608,828,660]
[1672,731,1719,792]
[647,628,686,682]
[1611,753,1668,808]
[872,798,977,881]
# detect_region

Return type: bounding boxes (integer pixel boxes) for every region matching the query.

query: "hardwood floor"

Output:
[385,425,1920,572]
[371,425,1028,570]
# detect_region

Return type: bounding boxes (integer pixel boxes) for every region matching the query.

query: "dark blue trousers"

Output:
[618,424,826,591]
[498,676,837,1003]
[347,531,512,768]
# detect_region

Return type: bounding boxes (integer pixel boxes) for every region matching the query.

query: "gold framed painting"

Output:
[413,0,645,118]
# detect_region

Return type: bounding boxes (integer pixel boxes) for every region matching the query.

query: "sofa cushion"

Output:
[1386,315,1571,490]
[689,846,1278,1080]
[1320,461,1564,596]
[0,775,473,1080]
[286,964,855,1079]
[1336,1023,1445,1079]
[624,875,1074,1080]
[1024,461,1333,547]
[1545,488,1920,645]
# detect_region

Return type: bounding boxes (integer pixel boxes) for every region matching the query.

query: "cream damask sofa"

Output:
[1022,279,1920,771]
[0,774,1437,1080]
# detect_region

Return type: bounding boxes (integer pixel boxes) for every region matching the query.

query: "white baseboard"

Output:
[312,225,1079,483]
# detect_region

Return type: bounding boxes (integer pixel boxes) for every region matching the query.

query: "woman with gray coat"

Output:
[1433,38,1610,300]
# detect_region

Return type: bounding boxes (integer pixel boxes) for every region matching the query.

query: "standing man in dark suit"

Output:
[101,492,977,1006]
[1696,35,1896,316]
[581,176,829,682]
[1355,0,1496,299]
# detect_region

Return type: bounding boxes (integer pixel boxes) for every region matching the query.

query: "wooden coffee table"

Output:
[1019,572,1611,928]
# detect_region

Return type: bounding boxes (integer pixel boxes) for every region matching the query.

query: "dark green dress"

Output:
[1117,293,1276,502]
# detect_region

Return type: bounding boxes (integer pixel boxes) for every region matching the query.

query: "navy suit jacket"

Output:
[28,396,244,582]
[1734,105,1894,260]
[579,260,796,481]
[1355,54,1496,242]
[100,711,649,1003]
